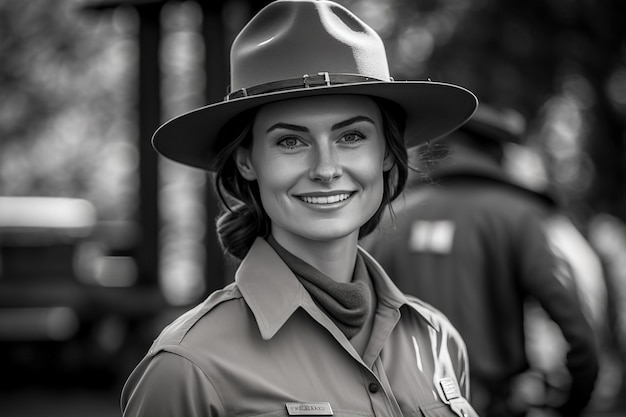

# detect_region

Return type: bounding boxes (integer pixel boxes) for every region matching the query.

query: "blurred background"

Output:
[0,0,625,415]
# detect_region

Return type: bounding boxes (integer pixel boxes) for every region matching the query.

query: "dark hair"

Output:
[212,98,408,261]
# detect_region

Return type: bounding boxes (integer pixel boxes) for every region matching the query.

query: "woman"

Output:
[121,1,479,416]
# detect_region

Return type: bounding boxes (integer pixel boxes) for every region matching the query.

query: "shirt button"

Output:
[368,382,379,393]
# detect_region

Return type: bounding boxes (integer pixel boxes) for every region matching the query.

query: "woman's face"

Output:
[236,95,393,244]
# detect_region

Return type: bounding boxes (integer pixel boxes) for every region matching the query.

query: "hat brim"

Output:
[461,122,522,144]
[459,107,523,144]
[152,80,478,171]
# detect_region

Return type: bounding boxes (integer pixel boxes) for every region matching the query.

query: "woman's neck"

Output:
[270,230,359,284]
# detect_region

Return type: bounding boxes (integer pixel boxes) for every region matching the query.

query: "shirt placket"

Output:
[359,303,406,417]
[365,357,405,417]
[303,300,404,416]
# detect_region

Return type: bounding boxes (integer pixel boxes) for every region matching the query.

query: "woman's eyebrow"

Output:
[266,123,309,133]
[265,116,375,133]
[331,116,375,130]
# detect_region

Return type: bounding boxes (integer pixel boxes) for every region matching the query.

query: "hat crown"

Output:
[230,0,391,93]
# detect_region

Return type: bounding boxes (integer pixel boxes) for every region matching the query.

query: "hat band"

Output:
[225,72,386,101]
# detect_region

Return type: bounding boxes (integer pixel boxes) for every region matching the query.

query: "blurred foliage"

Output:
[343,0,626,222]
[425,0,626,222]
[0,0,138,221]
[1,0,625,224]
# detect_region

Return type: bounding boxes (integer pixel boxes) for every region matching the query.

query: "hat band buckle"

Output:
[225,72,385,101]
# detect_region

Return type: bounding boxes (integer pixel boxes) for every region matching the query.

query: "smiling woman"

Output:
[229,96,395,270]
[121,1,479,416]
[213,96,409,262]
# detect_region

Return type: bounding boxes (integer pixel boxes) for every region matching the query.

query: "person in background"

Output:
[588,212,626,412]
[502,135,613,414]
[121,1,480,416]
[362,104,599,417]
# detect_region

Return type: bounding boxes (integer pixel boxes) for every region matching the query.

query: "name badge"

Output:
[437,378,477,417]
[286,402,333,415]
[439,377,461,401]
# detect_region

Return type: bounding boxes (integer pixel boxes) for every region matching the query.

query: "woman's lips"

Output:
[298,192,353,205]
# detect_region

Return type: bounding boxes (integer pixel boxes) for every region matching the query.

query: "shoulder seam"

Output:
[154,348,227,413]
[150,284,242,350]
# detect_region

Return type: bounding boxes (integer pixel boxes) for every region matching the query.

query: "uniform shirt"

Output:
[121,238,477,417]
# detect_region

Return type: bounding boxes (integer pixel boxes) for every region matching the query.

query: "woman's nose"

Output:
[310,145,342,182]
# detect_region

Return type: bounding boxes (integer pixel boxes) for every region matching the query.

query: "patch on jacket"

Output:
[409,220,456,254]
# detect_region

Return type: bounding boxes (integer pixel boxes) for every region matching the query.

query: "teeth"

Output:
[300,193,351,204]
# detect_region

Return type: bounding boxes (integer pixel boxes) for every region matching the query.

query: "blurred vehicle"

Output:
[0,196,164,388]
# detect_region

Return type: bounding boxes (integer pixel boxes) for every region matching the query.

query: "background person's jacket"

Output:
[363,151,599,417]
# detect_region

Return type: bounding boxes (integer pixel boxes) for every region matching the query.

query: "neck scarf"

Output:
[267,236,372,339]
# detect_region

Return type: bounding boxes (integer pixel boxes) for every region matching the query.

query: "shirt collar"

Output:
[235,238,307,340]
[235,238,434,339]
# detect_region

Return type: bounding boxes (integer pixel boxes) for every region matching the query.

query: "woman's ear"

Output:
[235,147,257,180]
[383,152,395,172]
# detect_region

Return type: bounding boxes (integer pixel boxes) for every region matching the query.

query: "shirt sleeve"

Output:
[121,351,225,417]
[516,213,599,416]
[443,314,472,400]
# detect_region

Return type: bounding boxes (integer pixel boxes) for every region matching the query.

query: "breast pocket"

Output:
[419,402,466,417]
[420,398,479,417]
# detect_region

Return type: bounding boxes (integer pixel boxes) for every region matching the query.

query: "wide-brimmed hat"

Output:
[152,0,478,171]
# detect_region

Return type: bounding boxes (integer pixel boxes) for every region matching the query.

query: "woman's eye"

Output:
[340,130,366,144]
[277,136,302,149]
